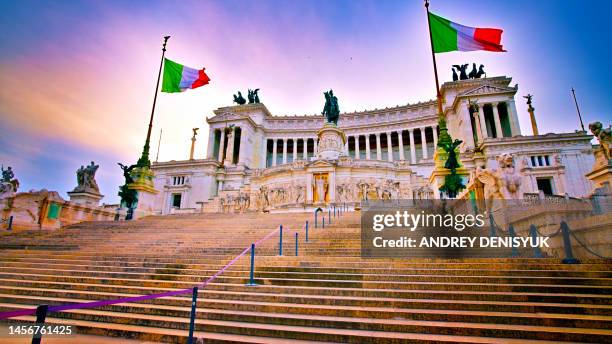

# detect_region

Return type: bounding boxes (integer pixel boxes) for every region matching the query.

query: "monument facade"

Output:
[149,75,596,214]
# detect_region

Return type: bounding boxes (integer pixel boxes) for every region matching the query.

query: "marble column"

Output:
[376,133,382,160]
[224,129,236,165]
[354,135,360,159]
[478,104,488,139]
[386,132,393,162]
[207,129,216,159]
[408,129,416,164]
[473,111,483,144]
[282,138,287,164]
[492,102,503,138]
[420,127,428,159]
[238,128,248,165]
[344,138,349,155]
[303,138,308,160]
[272,139,278,166]
[218,129,226,163]
[432,125,438,149]
[292,138,298,162]
[506,100,521,136]
[262,138,268,168]
[365,135,371,160]
[398,130,405,160]
[313,138,317,155]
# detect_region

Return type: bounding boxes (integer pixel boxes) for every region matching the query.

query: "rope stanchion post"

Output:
[560,221,579,264]
[31,304,48,344]
[279,225,283,256]
[246,243,258,286]
[305,221,309,243]
[295,232,298,256]
[529,225,543,258]
[187,286,198,344]
[328,209,332,224]
[508,225,519,257]
[322,216,325,228]
[7,216,13,231]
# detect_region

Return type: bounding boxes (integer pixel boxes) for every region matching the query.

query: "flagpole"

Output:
[425,0,442,115]
[155,128,163,163]
[571,87,586,132]
[424,0,451,146]
[137,35,170,168]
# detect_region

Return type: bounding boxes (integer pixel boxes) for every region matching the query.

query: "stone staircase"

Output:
[0,212,610,343]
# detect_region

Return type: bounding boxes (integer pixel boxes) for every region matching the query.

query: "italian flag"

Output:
[428,12,505,53]
[162,58,210,93]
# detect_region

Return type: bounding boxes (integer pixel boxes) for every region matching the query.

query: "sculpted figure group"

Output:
[255,182,305,211]
[336,179,409,203]
[452,63,485,81]
[74,161,100,193]
[475,153,523,205]
[0,166,19,199]
[219,192,250,213]
[233,88,261,105]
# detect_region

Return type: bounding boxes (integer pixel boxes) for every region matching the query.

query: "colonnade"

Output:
[264,125,438,167]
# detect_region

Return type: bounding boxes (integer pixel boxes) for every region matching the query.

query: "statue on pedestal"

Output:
[0,166,19,199]
[437,139,465,198]
[118,163,137,210]
[68,161,103,205]
[73,161,100,193]
[322,90,340,125]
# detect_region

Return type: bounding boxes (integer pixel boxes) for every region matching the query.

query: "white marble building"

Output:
[150,75,595,214]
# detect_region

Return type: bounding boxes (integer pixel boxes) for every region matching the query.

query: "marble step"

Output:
[2,303,611,342]
[2,279,609,305]
[1,286,609,315]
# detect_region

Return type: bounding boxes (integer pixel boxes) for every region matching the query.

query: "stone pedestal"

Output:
[428,148,469,199]
[67,190,103,206]
[316,123,346,160]
[128,166,159,219]
[586,148,612,190]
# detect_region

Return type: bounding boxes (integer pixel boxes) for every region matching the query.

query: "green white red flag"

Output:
[161,58,210,93]
[428,12,505,53]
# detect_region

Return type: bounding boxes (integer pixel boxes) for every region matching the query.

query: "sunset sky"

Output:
[1,0,611,204]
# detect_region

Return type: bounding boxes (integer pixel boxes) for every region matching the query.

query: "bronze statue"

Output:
[247,88,261,104]
[1,166,14,183]
[233,91,246,105]
[437,139,465,198]
[322,89,340,125]
[468,63,478,79]
[117,162,137,210]
[524,94,533,106]
[476,64,485,78]
[452,64,469,80]
[0,166,18,198]
[438,139,463,171]
[452,67,458,81]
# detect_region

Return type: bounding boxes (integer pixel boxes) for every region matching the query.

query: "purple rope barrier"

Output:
[0,226,281,320]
